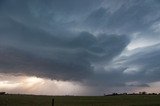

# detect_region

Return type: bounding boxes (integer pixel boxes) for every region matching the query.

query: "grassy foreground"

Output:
[0,94,160,106]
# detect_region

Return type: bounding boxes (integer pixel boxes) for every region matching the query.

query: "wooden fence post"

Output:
[52,98,54,106]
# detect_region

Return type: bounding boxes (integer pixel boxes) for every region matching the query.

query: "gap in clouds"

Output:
[0,73,88,95]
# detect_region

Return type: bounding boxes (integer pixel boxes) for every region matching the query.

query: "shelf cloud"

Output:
[0,0,160,95]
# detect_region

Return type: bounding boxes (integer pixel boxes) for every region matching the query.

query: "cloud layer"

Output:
[0,0,160,94]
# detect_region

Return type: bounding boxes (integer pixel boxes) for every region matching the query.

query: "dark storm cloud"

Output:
[84,0,160,35]
[0,29,129,81]
[93,43,160,89]
[0,0,131,81]
[80,0,160,89]
[0,0,160,91]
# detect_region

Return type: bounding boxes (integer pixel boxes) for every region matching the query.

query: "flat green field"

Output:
[1,94,160,106]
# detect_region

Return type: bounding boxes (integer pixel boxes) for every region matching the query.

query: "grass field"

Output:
[1,94,160,106]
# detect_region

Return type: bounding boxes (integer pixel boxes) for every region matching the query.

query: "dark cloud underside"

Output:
[0,0,160,92]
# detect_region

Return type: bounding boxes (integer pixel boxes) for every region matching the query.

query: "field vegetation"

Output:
[0,94,160,106]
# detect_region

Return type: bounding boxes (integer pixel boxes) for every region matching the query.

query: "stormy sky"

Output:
[0,0,160,95]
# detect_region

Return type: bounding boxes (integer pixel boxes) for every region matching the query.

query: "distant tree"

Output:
[139,91,147,95]
[112,93,118,96]
[0,92,6,95]
[152,93,157,95]
[123,93,127,95]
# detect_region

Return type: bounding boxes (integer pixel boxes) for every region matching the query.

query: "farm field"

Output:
[0,94,160,106]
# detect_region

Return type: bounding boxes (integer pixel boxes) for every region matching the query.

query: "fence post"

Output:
[52,98,54,106]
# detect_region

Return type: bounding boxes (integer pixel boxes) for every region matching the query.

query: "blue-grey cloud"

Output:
[0,0,160,94]
[94,43,160,89]
[84,0,160,35]
[122,44,160,83]
[0,29,129,81]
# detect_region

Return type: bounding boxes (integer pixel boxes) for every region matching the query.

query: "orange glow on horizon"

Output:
[0,73,86,95]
